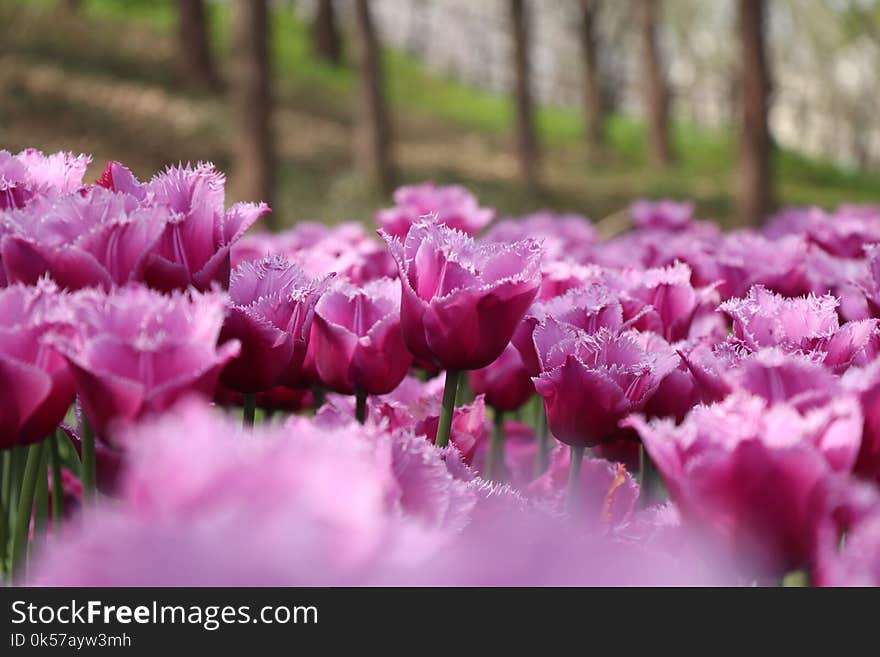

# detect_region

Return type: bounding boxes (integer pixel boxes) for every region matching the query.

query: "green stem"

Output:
[434,371,461,448]
[11,441,47,577]
[486,409,505,481]
[243,393,257,430]
[639,443,654,506]
[49,431,64,526]
[534,402,549,477]
[80,416,96,505]
[33,444,49,545]
[355,389,367,424]
[566,445,586,513]
[0,451,10,575]
[9,447,24,524]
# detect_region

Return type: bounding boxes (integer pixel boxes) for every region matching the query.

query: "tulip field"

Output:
[1,148,879,587]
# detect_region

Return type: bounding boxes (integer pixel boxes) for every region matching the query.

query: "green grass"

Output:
[2,0,878,227]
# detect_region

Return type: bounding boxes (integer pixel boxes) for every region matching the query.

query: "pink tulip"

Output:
[0,149,89,211]
[485,211,596,262]
[630,199,695,231]
[532,320,679,447]
[312,278,411,395]
[376,182,494,239]
[381,218,542,371]
[2,186,166,290]
[50,285,240,442]
[219,256,329,393]
[99,161,269,291]
[627,392,863,578]
[0,280,75,447]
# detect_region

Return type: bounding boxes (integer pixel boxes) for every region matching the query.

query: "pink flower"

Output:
[376,182,494,239]
[381,219,542,370]
[0,149,90,210]
[103,162,269,291]
[815,507,880,586]
[312,278,411,395]
[486,211,596,262]
[468,343,534,411]
[627,392,863,578]
[2,186,166,290]
[630,199,695,231]
[0,280,74,447]
[50,285,240,442]
[532,320,679,447]
[219,256,329,393]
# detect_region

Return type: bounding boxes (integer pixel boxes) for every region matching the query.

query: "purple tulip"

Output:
[219,256,329,393]
[0,280,75,447]
[312,278,412,395]
[2,186,166,290]
[485,211,596,262]
[50,285,240,442]
[627,392,863,578]
[469,343,534,412]
[0,149,89,211]
[630,199,695,231]
[376,182,494,239]
[532,320,679,447]
[381,218,542,371]
[815,507,880,586]
[99,162,269,291]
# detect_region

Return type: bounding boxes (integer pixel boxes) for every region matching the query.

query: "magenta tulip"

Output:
[218,256,328,393]
[376,182,494,239]
[469,343,534,412]
[50,285,240,442]
[532,320,679,447]
[0,280,75,447]
[628,392,863,578]
[312,278,412,395]
[381,218,541,371]
[0,149,89,211]
[630,199,695,231]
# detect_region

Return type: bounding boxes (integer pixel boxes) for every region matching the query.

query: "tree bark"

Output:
[509,0,540,188]
[353,0,395,195]
[230,0,274,222]
[736,0,773,226]
[580,0,604,150]
[312,0,342,65]
[176,0,220,91]
[639,0,673,166]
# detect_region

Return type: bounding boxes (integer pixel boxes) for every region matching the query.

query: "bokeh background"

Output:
[1,0,879,231]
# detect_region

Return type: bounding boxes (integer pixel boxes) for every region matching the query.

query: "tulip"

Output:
[381,219,541,450]
[0,149,89,211]
[50,284,240,444]
[312,278,411,420]
[485,211,596,263]
[532,320,679,448]
[376,182,494,239]
[630,199,695,231]
[0,280,75,448]
[2,186,166,290]
[219,256,329,402]
[98,161,269,291]
[627,392,863,579]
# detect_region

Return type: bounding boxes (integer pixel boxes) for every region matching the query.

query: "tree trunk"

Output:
[312,0,342,65]
[639,0,673,166]
[176,0,220,91]
[580,0,604,150]
[230,0,274,223]
[736,0,773,226]
[509,0,540,188]
[353,0,395,195]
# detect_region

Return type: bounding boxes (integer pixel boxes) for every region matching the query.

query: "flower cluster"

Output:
[2,153,880,587]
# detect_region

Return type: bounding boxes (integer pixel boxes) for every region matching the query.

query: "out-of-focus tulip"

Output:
[815,508,880,586]
[381,218,541,371]
[0,149,89,211]
[469,343,534,412]
[485,211,596,262]
[627,392,863,579]
[0,280,74,448]
[219,256,329,393]
[630,199,695,231]
[312,278,411,395]
[50,285,240,442]
[532,320,679,447]
[376,183,494,239]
